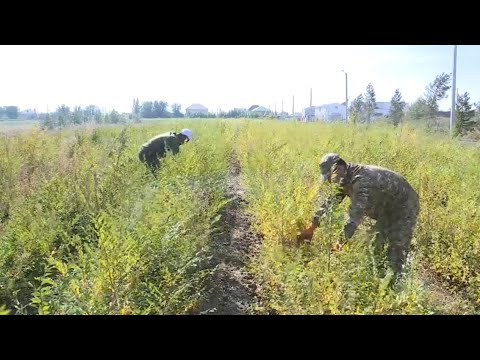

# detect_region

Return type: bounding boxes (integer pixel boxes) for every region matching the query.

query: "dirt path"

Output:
[196,152,263,315]
[415,262,476,314]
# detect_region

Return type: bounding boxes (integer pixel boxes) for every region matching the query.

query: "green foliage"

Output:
[390,89,406,127]
[348,84,376,125]
[190,112,217,119]
[141,100,170,118]
[0,106,20,120]
[1,118,478,314]
[171,103,183,118]
[39,105,126,129]
[408,98,429,121]
[425,73,452,115]
[364,83,377,124]
[4,106,19,120]
[132,98,141,117]
[0,120,234,314]
[425,73,452,128]
[349,95,364,124]
[109,110,121,124]
[141,102,154,118]
[236,120,480,314]
[73,106,83,125]
[454,92,477,137]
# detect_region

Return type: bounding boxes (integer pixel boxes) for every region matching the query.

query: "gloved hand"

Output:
[297,224,315,244]
[330,240,344,253]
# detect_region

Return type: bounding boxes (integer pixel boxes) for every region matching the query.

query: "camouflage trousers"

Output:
[370,197,420,277]
[139,151,161,177]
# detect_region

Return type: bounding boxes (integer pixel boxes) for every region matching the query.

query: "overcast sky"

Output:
[1,45,478,114]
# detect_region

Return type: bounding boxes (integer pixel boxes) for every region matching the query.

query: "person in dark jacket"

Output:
[138,128,193,173]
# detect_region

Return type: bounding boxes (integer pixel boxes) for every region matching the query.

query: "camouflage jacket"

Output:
[138,132,181,160]
[312,163,419,240]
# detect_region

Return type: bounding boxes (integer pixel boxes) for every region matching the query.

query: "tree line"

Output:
[131,98,184,119]
[5,82,480,137]
[0,106,20,120]
[349,73,480,137]
[38,105,128,130]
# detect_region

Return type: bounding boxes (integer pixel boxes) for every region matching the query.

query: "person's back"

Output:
[139,132,179,158]
[342,163,419,221]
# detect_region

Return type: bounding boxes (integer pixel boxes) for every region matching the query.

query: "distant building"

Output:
[19,109,37,120]
[186,103,208,117]
[277,111,289,118]
[248,106,270,117]
[436,110,451,118]
[373,102,391,119]
[303,101,394,122]
[302,103,346,122]
[303,106,322,121]
[320,103,347,121]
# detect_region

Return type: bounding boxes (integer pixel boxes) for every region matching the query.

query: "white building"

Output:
[303,101,393,122]
[373,102,391,119]
[186,103,208,117]
[303,103,347,122]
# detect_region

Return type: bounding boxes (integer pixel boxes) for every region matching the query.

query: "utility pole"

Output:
[292,95,295,118]
[342,70,348,122]
[309,88,313,121]
[450,45,457,137]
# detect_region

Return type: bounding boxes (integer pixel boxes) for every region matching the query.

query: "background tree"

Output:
[424,72,451,129]
[408,98,429,121]
[454,91,477,137]
[109,109,120,124]
[152,101,169,118]
[40,112,55,129]
[389,89,406,127]
[141,101,154,118]
[5,106,19,120]
[72,106,83,125]
[171,103,183,118]
[56,105,71,128]
[364,83,377,124]
[349,94,364,124]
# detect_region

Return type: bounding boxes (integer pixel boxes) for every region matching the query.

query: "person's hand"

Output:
[330,240,344,253]
[297,224,315,244]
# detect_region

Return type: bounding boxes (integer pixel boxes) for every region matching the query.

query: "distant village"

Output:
[184,101,397,122]
[1,101,408,123]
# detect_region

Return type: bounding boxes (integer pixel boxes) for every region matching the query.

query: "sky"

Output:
[1,45,479,114]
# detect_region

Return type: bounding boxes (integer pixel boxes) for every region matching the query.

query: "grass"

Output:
[235,119,480,314]
[0,120,234,314]
[0,117,479,314]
